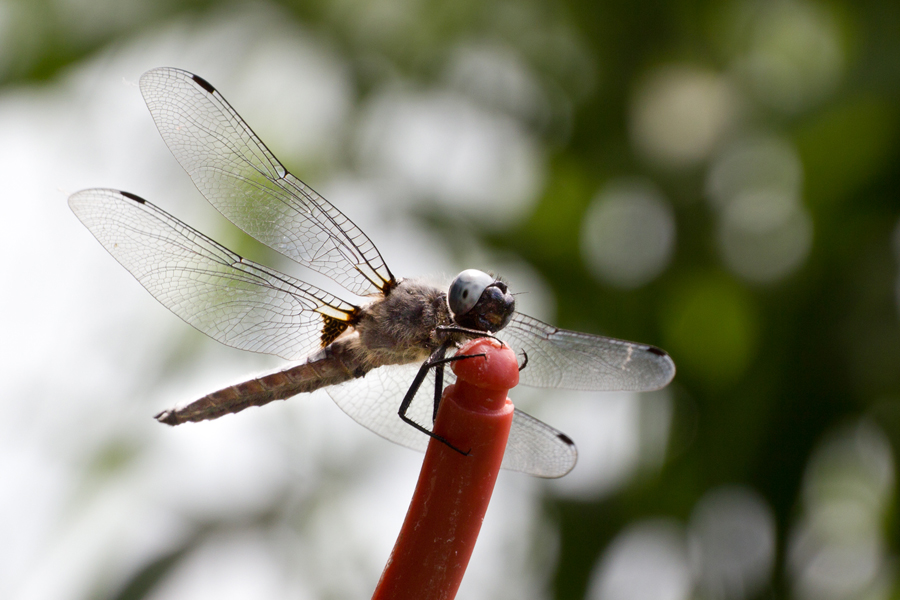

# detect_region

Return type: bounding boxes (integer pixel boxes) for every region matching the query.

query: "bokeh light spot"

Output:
[733,0,845,113]
[706,135,802,210]
[587,519,691,600]
[580,178,676,289]
[707,135,813,283]
[717,190,813,283]
[630,65,740,169]
[689,486,776,599]
[789,420,895,600]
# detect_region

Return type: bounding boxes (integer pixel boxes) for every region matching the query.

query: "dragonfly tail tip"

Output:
[154,409,178,426]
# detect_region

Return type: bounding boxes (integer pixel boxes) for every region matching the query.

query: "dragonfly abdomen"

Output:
[155,342,366,425]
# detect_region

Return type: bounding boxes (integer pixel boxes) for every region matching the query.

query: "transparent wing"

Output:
[327,360,578,478]
[499,312,676,392]
[139,67,394,297]
[68,189,358,361]
[327,363,435,455]
[504,410,577,478]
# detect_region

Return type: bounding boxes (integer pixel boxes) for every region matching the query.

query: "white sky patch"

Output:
[354,86,545,229]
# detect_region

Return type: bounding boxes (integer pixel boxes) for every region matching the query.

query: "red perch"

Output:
[372,337,519,600]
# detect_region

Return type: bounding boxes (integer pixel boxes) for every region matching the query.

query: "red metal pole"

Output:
[372,338,518,600]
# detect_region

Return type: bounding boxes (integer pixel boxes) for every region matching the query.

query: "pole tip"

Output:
[451,338,519,392]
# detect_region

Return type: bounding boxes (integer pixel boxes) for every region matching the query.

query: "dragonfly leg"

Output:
[398,341,487,456]
[429,350,489,422]
[434,324,506,347]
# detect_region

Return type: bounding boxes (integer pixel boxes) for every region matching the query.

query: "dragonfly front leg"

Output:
[398,340,487,456]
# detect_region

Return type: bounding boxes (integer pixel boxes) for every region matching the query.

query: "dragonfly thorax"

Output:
[353,279,454,365]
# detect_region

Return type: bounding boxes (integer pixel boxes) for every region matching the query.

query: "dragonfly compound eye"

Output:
[448,269,495,316]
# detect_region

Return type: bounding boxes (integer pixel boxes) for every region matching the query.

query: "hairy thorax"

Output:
[351,279,454,368]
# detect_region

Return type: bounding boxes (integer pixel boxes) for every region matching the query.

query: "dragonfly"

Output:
[69,67,675,478]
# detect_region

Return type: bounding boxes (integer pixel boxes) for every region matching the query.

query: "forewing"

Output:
[139,67,393,297]
[327,359,578,477]
[68,189,358,361]
[499,313,676,392]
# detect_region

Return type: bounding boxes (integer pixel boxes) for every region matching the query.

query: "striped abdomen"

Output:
[155,345,363,425]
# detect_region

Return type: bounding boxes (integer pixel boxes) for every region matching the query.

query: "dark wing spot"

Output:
[557,432,575,446]
[120,191,147,204]
[646,346,668,357]
[191,74,216,94]
[320,314,351,347]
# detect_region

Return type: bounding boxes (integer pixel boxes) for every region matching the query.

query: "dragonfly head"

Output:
[448,269,516,333]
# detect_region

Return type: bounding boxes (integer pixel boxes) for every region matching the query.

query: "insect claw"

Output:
[518,350,529,372]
